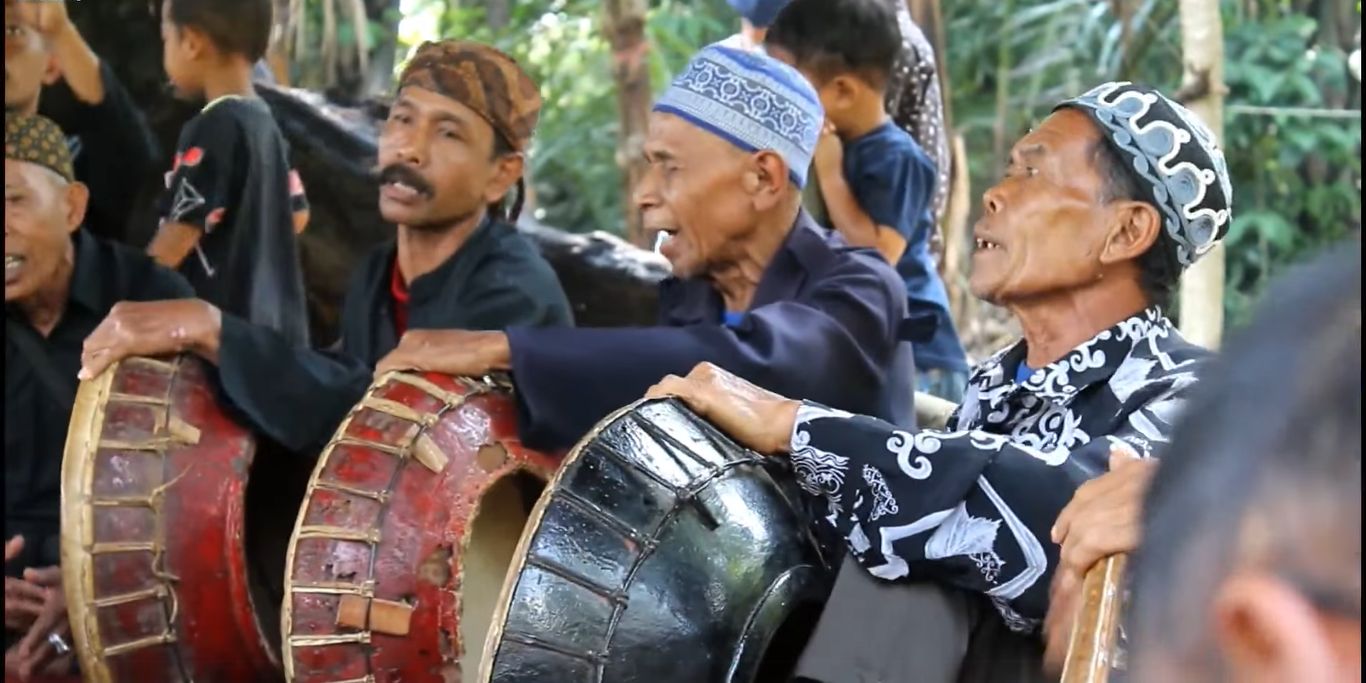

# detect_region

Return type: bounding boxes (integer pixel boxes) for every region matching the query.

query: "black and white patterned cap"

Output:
[1057,82,1234,269]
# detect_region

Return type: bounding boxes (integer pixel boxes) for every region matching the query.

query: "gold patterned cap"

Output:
[397,41,542,152]
[5,112,74,183]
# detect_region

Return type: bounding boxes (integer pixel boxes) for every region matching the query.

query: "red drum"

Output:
[282,372,561,683]
[61,355,309,682]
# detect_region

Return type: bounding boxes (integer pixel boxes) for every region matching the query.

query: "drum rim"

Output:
[280,370,525,682]
[60,358,122,683]
[475,397,660,682]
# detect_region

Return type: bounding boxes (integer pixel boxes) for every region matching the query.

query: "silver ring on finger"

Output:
[48,631,72,655]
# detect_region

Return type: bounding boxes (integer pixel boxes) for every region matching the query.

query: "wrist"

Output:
[769,399,801,454]
[191,302,223,361]
[488,333,512,371]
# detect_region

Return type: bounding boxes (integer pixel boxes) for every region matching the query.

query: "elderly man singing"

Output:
[361,43,915,450]
[5,113,196,679]
[650,82,1235,682]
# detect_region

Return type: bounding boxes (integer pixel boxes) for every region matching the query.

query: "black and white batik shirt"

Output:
[788,307,1210,632]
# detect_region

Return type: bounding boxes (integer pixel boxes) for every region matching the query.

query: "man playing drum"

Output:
[76,40,573,455]
[4,112,196,680]
[649,82,1234,682]
[367,42,916,451]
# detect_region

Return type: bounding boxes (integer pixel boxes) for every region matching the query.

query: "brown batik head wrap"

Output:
[6,112,75,183]
[397,40,542,152]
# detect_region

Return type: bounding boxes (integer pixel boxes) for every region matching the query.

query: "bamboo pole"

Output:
[603,0,652,247]
[1176,0,1227,350]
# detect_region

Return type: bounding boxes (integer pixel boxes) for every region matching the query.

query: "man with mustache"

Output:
[75,40,572,455]
[365,42,916,451]
[647,82,1234,681]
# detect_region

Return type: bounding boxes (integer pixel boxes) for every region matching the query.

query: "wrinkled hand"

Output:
[1042,445,1156,674]
[812,120,844,181]
[5,564,71,681]
[14,0,73,38]
[4,537,45,634]
[645,362,799,455]
[79,299,221,381]
[374,330,511,379]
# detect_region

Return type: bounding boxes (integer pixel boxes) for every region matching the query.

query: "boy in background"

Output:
[767,0,969,401]
[150,0,311,347]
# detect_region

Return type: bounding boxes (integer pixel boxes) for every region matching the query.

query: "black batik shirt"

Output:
[158,96,310,347]
[786,308,1210,632]
[4,230,193,575]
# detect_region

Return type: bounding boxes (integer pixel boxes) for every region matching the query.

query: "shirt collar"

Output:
[402,214,497,304]
[67,229,106,314]
[970,306,1171,406]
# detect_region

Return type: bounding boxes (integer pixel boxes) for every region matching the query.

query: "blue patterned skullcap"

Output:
[654,42,823,188]
[1057,82,1233,269]
[727,0,792,28]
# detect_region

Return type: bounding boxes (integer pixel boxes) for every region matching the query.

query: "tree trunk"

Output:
[603,0,653,247]
[1176,0,1227,348]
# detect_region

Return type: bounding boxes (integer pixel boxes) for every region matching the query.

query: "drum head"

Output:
[480,398,836,682]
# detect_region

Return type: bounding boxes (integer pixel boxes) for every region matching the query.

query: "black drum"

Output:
[479,398,837,682]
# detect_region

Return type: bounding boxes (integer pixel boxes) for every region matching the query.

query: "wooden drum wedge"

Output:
[61,355,308,682]
[479,397,838,683]
[281,372,561,683]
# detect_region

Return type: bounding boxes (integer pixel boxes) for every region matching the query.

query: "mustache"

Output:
[375,164,434,197]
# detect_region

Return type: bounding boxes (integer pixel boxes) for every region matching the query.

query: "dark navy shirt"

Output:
[843,121,968,372]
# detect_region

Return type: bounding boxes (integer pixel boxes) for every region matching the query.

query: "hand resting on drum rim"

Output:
[78,299,222,380]
[645,361,801,456]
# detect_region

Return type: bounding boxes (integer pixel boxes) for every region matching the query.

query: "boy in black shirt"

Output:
[767,0,970,401]
[148,0,311,346]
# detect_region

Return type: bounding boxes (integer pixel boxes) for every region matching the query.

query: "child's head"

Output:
[764,0,900,130]
[161,0,272,98]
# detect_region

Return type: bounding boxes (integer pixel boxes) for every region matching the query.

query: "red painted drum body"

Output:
[61,355,307,682]
[282,372,561,683]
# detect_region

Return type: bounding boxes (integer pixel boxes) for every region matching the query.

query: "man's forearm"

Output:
[817,170,881,249]
[49,23,105,105]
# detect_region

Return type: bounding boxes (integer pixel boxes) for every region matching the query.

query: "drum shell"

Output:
[282,373,560,683]
[481,398,837,682]
[60,356,289,683]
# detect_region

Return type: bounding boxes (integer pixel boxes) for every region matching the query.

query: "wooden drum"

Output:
[281,372,561,683]
[60,355,310,682]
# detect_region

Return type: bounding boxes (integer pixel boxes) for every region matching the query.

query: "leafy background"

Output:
[288,0,1360,341]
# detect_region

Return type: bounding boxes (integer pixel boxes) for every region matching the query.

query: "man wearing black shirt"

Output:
[5,0,161,246]
[4,113,194,678]
[77,41,573,457]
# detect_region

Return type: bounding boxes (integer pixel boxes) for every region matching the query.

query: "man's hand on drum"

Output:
[645,363,800,456]
[79,299,223,381]
[1042,445,1157,674]
[3,538,73,680]
[374,329,511,379]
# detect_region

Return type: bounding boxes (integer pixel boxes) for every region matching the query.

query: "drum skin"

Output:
[282,372,560,683]
[480,398,837,682]
[60,355,284,682]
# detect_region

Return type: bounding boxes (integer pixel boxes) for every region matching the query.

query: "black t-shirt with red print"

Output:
[158,95,310,347]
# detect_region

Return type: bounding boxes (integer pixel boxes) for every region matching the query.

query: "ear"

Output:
[747,150,789,211]
[181,24,210,61]
[828,75,862,106]
[1099,200,1162,265]
[41,54,62,87]
[61,181,90,234]
[1212,572,1344,683]
[483,152,525,205]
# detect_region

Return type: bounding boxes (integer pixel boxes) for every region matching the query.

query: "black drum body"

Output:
[481,398,836,682]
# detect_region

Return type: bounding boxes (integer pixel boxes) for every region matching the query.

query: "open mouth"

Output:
[5,254,25,283]
[974,238,1002,251]
[651,228,678,254]
[381,180,428,201]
